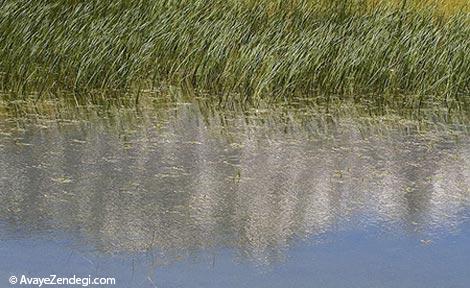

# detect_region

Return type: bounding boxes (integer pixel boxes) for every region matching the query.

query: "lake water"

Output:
[0,100,469,287]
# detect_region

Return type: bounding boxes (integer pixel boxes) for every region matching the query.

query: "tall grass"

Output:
[0,0,469,104]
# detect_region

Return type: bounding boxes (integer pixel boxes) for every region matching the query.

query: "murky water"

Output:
[0,101,469,287]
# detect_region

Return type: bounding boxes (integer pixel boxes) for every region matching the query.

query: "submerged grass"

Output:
[0,0,469,106]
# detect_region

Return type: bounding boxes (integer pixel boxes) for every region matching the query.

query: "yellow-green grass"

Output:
[0,0,468,107]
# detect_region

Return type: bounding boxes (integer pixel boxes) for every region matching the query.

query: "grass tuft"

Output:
[0,0,469,104]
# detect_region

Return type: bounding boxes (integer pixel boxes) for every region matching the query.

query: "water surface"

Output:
[0,101,469,287]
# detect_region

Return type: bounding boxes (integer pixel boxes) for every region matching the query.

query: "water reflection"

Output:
[0,101,469,266]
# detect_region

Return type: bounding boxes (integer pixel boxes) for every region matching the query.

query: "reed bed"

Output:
[0,0,469,104]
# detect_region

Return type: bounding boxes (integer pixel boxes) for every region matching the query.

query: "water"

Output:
[0,100,469,287]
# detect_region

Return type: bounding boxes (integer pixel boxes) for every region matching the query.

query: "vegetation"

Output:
[0,0,469,105]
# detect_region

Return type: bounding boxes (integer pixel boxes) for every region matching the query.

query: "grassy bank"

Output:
[0,0,469,105]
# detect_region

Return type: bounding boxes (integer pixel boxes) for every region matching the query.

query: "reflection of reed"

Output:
[0,105,469,264]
